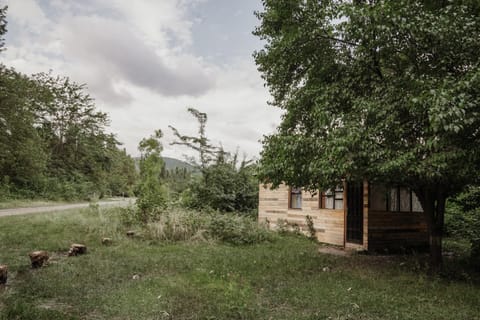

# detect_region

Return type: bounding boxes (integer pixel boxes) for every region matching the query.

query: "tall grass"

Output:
[90,205,276,245]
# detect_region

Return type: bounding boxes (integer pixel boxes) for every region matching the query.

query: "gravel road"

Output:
[0,198,135,218]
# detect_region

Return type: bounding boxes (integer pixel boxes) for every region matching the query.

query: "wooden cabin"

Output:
[258,182,429,251]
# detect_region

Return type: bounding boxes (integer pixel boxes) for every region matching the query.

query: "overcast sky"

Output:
[1,0,282,160]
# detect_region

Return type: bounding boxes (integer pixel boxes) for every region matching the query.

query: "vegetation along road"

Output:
[0,198,134,218]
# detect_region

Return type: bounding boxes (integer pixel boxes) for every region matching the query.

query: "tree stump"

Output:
[0,265,7,285]
[68,244,87,256]
[126,231,135,237]
[101,237,112,245]
[29,251,49,268]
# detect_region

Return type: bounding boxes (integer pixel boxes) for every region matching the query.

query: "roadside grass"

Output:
[0,197,132,210]
[0,208,479,320]
[0,199,69,210]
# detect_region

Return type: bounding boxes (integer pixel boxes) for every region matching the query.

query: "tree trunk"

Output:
[418,187,447,273]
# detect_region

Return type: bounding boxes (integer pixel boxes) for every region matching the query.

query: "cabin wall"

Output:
[259,184,345,246]
[367,184,429,251]
[367,211,428,251]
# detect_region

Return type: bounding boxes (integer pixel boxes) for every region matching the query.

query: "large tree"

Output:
[254,0,480,269]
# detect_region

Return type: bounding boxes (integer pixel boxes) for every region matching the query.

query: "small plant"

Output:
[276,219,301,236]
[305,215,317,241]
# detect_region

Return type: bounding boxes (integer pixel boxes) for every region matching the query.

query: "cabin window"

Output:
[399,188,411,212]
[289,187,302,209]
[369,184,423,213]
[412,192,423,212]
[320,187,344,209]
[370,184,387,211]
[389,188,399,211]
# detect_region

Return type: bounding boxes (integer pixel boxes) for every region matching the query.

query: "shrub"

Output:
[445,186,480,267]
[207,213,273,245]
[181,163,258,214]
[118,207,275,245]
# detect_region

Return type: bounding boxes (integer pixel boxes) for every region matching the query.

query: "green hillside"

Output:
[163,157,194,171]
[134,157,194,172]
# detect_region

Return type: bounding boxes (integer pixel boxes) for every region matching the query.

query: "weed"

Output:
[306,215,317,241]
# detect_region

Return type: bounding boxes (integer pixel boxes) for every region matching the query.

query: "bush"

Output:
[119,207,275,245]
[445,186,480,267]
[207,213,273,245]
[180,163,258,213]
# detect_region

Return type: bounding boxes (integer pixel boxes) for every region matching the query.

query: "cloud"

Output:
[60,15,215,100]
[4,0,215,106]
[1,0,282,159]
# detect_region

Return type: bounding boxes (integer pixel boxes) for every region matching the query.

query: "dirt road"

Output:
[0,198,134,218]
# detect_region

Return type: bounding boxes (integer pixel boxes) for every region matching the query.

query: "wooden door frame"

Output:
[344,181,365,247]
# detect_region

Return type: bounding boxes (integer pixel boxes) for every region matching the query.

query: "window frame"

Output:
[319,187,344,210]
[369,184,423,213]
[289,187,302,209]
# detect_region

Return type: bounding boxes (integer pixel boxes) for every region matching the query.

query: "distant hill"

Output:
[163,157,195,171]
[133,156,195,172]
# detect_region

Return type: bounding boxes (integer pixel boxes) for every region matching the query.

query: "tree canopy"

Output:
[254,0,480,268]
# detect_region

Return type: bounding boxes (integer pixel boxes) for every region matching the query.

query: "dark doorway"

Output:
[347,182,364,244]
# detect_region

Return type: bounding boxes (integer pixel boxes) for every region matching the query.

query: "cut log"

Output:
[68,244,87,256]
[126,231,135,237]
[29,251,49,268]
[0,265,7,284]
[101,237,112,245]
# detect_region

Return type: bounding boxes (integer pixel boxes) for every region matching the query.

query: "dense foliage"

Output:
[135,130,168,221]
[254,0,480,268]
[445,186,480,266]
[171,108,258,214]
[0,8,136,200]
[181,154,258,213]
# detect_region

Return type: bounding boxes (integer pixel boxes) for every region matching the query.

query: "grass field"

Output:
[0,208,479,320]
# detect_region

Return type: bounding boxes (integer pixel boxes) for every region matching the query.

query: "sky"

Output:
[1,0,282,160]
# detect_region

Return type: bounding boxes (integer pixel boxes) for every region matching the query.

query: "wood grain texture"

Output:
[259,184,345,246]
[367,210,428,251]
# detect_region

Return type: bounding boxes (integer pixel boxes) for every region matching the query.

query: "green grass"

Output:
[0,199,70,210]
[0,208,479,320]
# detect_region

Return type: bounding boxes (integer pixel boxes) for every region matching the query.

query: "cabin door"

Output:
[346,182,364,244]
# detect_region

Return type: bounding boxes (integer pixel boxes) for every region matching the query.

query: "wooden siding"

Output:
[367,210,428,251]
[259,184,345,246]
[259,181,427,252]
